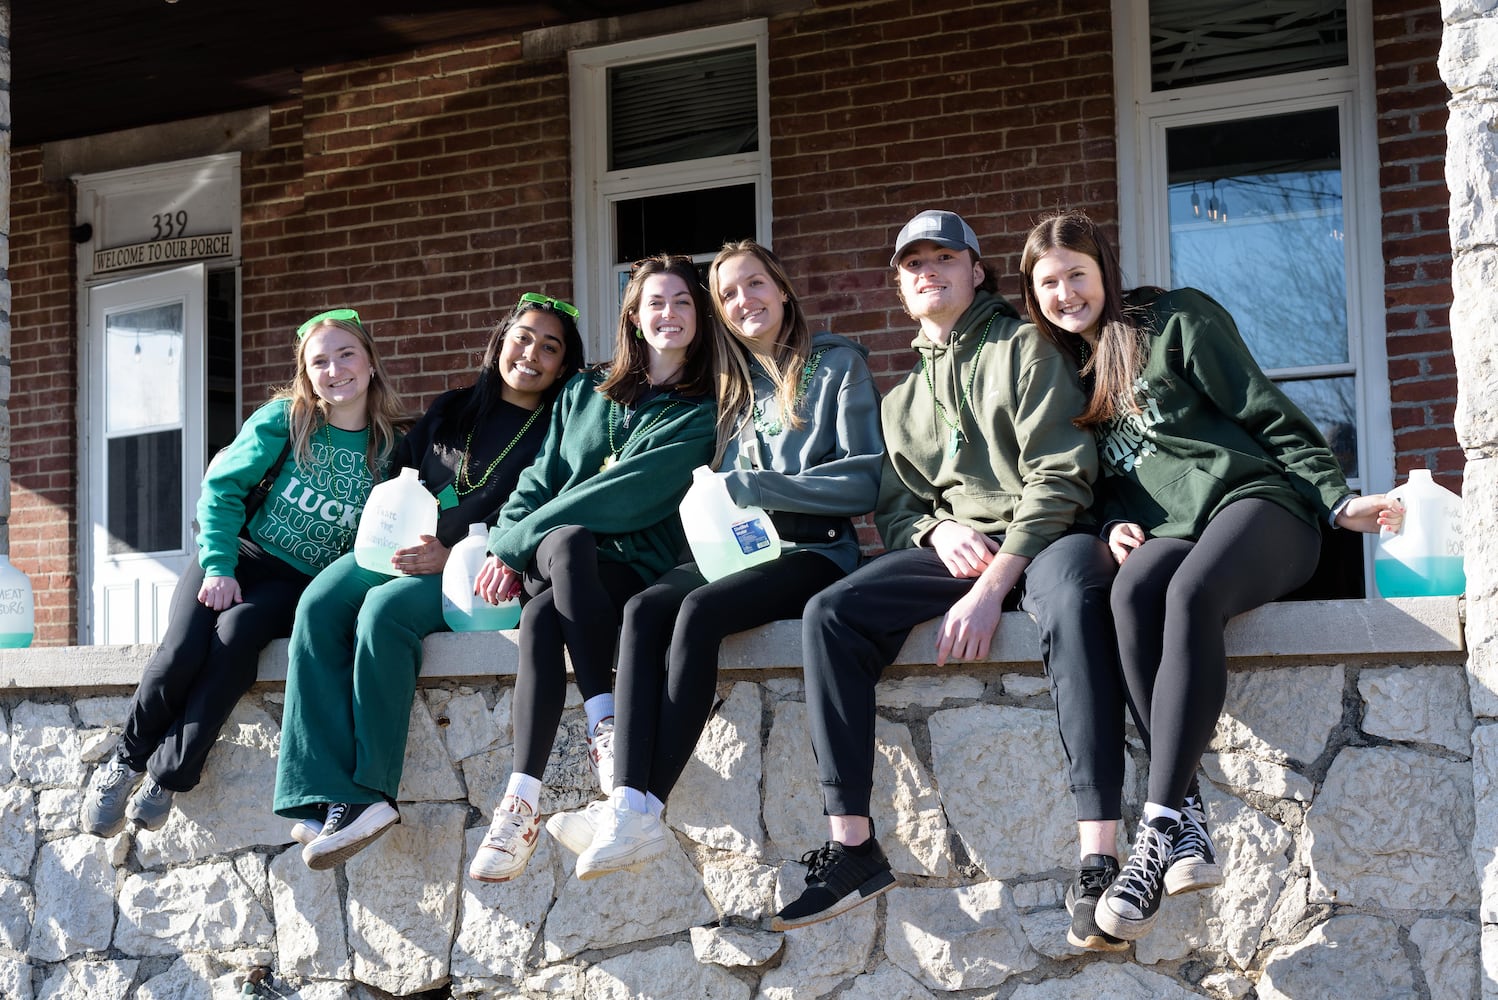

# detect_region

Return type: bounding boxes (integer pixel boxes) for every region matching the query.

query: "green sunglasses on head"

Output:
[297,308,363,340]
[518,292,580,320]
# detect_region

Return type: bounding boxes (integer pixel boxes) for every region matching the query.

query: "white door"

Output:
[85,264,206,645]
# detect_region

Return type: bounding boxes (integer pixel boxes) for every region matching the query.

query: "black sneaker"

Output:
[770,837,896,931]
[1096,815,1178,941]
[1165,794,1223,895]
[1065,854,1129,952]
[301,801,400,871]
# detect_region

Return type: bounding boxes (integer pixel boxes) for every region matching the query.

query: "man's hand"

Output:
[929,520,1000,579]
[935,551,1030,666]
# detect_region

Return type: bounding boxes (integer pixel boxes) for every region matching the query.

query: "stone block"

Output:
[1411,915,1481,1000]
[1214,665,1343,766]
[583,942,750,1000]
[0,876,33,952]
[839,962,937,1000]
[1308,747,1476,909]
[116,858,273,956]
[0,784,35,878]
[269,844,351,981]
[451,825,559,983]
[28,835,116,961]
[671,681,766,857]
[929,704,1073,877]
[759,865,877,999]
[690,924,784,967]
[346,801,466,995]
[1361,664,1474,753]
[1259,914,1414,1000]
[1008,963,1201,998]
[34,959,140,1000]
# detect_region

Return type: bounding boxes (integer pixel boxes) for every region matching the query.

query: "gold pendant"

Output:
[601,453,617,472]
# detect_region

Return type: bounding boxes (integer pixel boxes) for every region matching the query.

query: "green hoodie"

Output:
[488,369,716,582]
[1094,287,1350,540]
[195,399,373,577]
[876,290,1097,558]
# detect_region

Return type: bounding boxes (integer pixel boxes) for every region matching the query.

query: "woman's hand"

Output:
[474,555,522,604]
[198,575,242,611]
[1337,493,1402,534]
[1107,522,1147,565]
[393,535,450,575]
[929,520,999,579]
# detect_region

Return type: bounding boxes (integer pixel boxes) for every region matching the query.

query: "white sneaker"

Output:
[469,796,542,883]
[587,717,616,796]
[289,819,323,846]
[545,799,612,855]
[575,803,667,880]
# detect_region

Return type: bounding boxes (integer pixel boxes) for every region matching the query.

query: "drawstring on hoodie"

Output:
[922,313,996,456]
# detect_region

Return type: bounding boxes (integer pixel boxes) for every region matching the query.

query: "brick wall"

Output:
[1373,1,1460,488]
[8,147,79,644]
[767,0,1118,386]
[238,41,576,414]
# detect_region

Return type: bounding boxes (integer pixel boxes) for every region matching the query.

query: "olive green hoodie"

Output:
[876,290,1097,558]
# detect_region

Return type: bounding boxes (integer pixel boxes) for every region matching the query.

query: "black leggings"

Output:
[121,540,310,790]
[614,551,845,802]
[1112,499,1320,808]
[511,526,646,778]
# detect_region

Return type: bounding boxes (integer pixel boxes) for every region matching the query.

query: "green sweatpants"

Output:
[273,552,448,819]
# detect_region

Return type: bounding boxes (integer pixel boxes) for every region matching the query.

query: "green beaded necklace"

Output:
[603,398,682,471]
[752,349,826,436]
[434,405,545,510]
[922,314,996,457]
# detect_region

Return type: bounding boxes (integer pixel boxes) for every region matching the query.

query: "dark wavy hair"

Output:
[454,296,586,430]
[1019,211,1148,428]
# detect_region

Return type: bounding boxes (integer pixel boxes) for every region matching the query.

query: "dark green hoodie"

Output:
[1094,287,1350,539]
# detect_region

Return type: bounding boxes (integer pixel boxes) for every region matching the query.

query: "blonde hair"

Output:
[707,240,813,438]
[273,316,407,479]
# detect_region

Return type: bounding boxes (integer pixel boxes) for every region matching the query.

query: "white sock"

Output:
[504,772,543,812]
[610,785,648,813]
[584,694,615,734]
[646,792,666,820]
[1143,802,1182,824]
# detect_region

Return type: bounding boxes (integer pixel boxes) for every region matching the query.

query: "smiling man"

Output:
[773,210,1128,942]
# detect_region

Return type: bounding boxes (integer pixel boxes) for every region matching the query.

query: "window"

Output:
[1113,0,1391,595]
[571,22,771,360]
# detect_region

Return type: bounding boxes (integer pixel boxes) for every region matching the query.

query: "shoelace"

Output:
[1113,825,1171,905]
[1172,808,1212,861]
[590,722,614,760]
[798,843,839,884]
[98,759,132,788]
[485,805,534,851]
[324,803,350,832]
[1075,865,1116,894]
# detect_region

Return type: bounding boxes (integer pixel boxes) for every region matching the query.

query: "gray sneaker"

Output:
[126,777,175,831]
[81,752,144,838]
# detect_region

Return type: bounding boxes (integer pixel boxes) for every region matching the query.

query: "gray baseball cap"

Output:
[890,210,981,266]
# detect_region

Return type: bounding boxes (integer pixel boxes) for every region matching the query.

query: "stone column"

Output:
[0,2,10,556]
[1439,4,1498,996]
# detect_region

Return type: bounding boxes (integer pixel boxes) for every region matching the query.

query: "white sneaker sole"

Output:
[1094,896,1160,941]
[575,833,667,880]
[302,804,400,871]
[1165,860,1223,895]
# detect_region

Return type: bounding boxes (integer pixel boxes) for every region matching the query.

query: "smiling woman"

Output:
[271,296,586,871]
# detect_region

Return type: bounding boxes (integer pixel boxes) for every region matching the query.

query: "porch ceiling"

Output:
[11,0,691,147]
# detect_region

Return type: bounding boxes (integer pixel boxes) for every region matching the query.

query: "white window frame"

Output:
[570,20,772,360]
[1112,0,1393,509]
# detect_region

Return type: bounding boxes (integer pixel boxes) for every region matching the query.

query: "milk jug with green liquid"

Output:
[354,467,439,575]
[442,523,520,630]
[1374,468,1465,597]
[679,466,781,582]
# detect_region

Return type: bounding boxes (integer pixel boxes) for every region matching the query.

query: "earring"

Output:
[634,327,644,340]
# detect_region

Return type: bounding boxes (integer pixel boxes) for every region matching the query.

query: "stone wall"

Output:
[0,599,1476,999]
[1440,4,1498,999]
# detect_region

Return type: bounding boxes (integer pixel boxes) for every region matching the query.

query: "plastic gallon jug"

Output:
[679,466,781,582]
[354,467,439,575]
[1374,468,1466,597]
[442,523,520,630]
[0,555,34,648]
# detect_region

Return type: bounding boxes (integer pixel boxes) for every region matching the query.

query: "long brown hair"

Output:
[597,254,737,463]
[708,240,813,435]
[1019,212,1146,428]
[274,315,406,479]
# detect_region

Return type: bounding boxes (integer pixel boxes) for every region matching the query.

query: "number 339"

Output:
[152,210,188,239]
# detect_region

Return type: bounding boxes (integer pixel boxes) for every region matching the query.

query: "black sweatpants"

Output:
[511,525,647,778]
[614,550,846,802]
[801,531,1124,820]
[1111,498,1320,808]
[120,539,311,791]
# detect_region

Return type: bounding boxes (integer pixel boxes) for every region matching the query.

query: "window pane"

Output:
[205,269,239,463]
[1151,0,1348,91]
[106,302,184,433]
[615,184,757,263]
[609,47,758,170]
[1166,107,1346,371]
[1278,375,1358,481]
[108,430,182,554]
